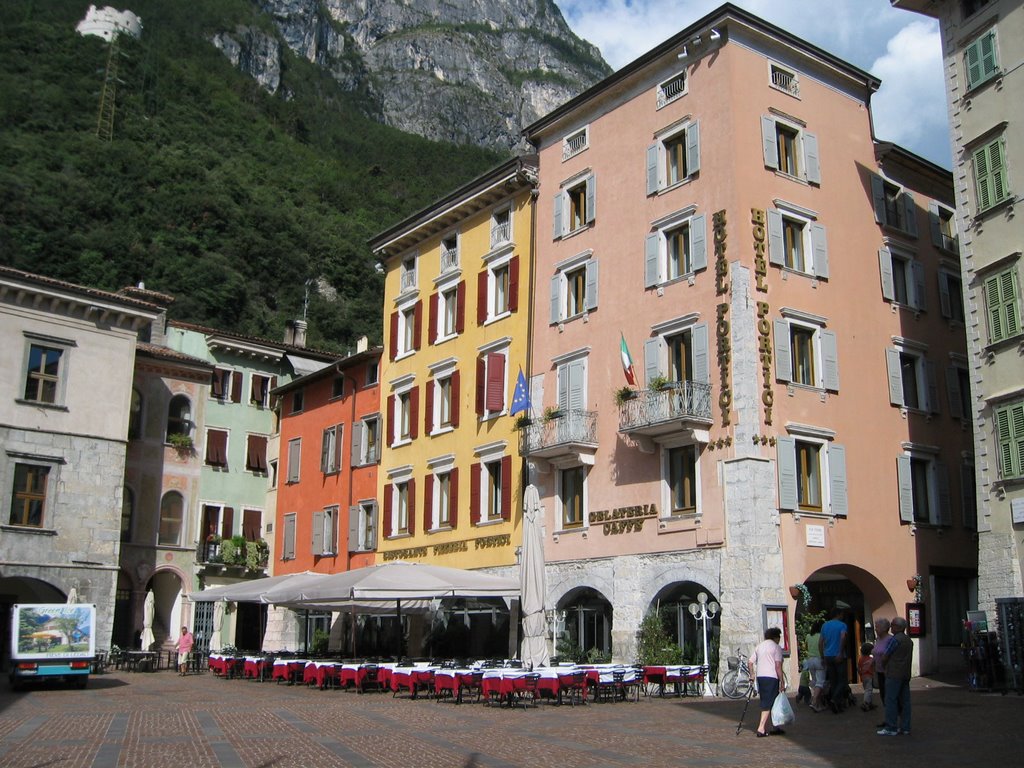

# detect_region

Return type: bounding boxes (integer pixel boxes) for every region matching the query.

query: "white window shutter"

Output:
[569,359,586,412]
[557,362,570,413]
[646,144,659,195]
[936,462,952,526]
[283,515,296,559]
[912,261,927,311]
[350,424,362,468]
[550,275,562,324]
[926,360,940,414]
[821,329,840,391]
[773,319,792,382]
[945,366,963,419]
[585,174,596,224]
[585,259,599,311]
[347,506,360,552]
[645,233,660,288]
[776,437,797,510]
[897,456,914,523]
[870,174,887,225]
[690,214,707,272]
[761,116,778,170]
[811,222,829,279]
[644,338,661,387]
[312,510,324,555]
[803,131,820,184]
[767,210,784,266]
[886,348,904,406]
[692,323,709,384]
[829,443,848,517]
[686,120,700,176]
[902,191,918,237]
[938,272,952,318]
[928,202,943,248]
[553,192,564,239]
[878,248,895,301]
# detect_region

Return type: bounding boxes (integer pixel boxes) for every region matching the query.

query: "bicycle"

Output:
[720,650,753,699]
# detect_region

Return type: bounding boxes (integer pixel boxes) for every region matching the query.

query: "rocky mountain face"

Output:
[211,0,611,152]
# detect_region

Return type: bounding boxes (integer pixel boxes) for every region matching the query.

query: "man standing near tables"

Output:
[877,617,913,736]
[819,607,849,712]
[176,626,194,676]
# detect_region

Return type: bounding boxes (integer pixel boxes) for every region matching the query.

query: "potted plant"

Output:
[167,432,193,453]
[245,539,270,571]
[513,413,532,430]
[614,386,636,406]
[221,535,248,567]
[648,374,670,392]
[542,405,562,423]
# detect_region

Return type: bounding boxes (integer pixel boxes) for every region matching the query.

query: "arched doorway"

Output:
[648,581,721,669]
[146,569,186,651]
[556,587,612,662]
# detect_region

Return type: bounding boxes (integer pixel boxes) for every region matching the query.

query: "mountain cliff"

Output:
[213,0,611,151]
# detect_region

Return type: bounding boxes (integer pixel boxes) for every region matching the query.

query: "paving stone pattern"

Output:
[0,671,1022,767]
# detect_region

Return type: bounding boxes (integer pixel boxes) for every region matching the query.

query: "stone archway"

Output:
[555,586,613,662]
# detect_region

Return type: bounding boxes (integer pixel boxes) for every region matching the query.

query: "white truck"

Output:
[9,603,96,690]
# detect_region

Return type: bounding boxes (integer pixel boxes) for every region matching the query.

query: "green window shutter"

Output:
[1003,269,1020,336]
[965,31,998,90]
[996,403,1024,478]
[975,138,1010,212]
[986,268,1020,342]
[965,37,983,89]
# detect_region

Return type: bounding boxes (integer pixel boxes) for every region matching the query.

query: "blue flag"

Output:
[510,368,530,416]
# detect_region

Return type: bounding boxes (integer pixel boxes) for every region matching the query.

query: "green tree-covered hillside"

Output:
[0,1,504,350]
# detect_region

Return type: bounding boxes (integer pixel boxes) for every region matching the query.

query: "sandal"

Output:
[756,731,769,738]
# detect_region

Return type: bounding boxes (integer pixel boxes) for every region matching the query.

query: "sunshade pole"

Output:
[350,604,357,658]
[395,599,402,659]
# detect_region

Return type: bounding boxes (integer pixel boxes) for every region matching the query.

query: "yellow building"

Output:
[370,156,537,571]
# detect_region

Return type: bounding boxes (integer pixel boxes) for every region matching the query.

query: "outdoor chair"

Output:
[596,670,626,703]
[559,670,587,706]
[359,664,384,693]
[516,673,541,708]
[460,671,484,704]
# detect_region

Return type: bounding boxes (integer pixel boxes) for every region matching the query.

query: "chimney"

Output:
[356,335,369,353]
[286,319,307,349]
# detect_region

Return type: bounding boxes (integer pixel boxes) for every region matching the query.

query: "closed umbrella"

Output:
[209,601,226,652]
[140,590,155,650]
[65,587,78,605]
[520,484,549,669]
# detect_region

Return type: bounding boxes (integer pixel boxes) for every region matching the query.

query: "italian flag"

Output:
[620,333,637,386]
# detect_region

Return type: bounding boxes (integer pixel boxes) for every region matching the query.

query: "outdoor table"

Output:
[642,665,704,697]
[481,669,536,707]
[125,651,157,672]
[390,665,437,699]
[303,661,341,689]
[271,658,309,684]
[242,656,273,681]
[433,669,475,702]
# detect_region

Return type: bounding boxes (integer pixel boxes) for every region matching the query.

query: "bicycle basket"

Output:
[726,655,740,671]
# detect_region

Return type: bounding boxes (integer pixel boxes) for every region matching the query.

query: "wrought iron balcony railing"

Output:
[618,381,713,432]
[521,409,597,457]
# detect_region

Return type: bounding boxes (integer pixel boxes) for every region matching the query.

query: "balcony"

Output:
[490,221,511,249]
[618,381,713,449]
[195,537,269,573]
[521,409,598,468]
[440,245,459,273]
[400,270,417,292]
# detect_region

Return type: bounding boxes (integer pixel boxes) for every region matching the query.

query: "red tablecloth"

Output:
[433,670,476,700]
[271,660,308,684]
[242,658,271,680]
[390,668,435,698]
[303,662,340,689]
[642,665,703,695]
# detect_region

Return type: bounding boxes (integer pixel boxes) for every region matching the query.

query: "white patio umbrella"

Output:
[65,587,78,605]
[140,590,155,650]
[189,571,328,603]
[209,601,225,652]
[520,484,549,669]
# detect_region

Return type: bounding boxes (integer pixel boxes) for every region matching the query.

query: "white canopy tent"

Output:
[190,571,328,603]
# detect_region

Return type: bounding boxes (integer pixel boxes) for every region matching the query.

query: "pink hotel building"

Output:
[520,3,976,674]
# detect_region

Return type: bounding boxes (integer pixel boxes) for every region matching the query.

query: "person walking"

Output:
[749,627,786,737]
[819,607,849,712]
[858,642,876,711]
[804,619,826,712]
[877,616,913,736]
[176,626,194,676]
[871,617,892,726]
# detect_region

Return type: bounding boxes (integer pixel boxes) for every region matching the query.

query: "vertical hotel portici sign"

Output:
[751,208,772,426]
[714,210,731,427]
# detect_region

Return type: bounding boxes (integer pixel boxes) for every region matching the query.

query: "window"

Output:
[929,203,958,254]
[9,463,49,527]
[767,209,828,278]
[946,364,972,422]
[995,402,1024,479]
[211,368,242,403]
[666,445,697,515]
[204,428,228,469]
[394,481,411,535]
[429,373,456,433]
[777,436,847,516]
[761,115,820,184]
[242,508,262,541]
[250,374,274,407]
[321,424,343,474]
[961,459,978,529]
[427,469,457,530]
[770,63,800,97]
[388,385,418,446]
[390,301,423,358]
[331,376,345,400]
[773,314,839,391]
[973,137,1011,213]
[158,491,184,546]
[870,175,918,236]
[491,207,511,249]
[477,255,519,325]
[897,453,951,526]
[645,213,707,287]
[939,269,965,323]
[485,461,503,522]
[269,459,278,489]
[440,233,459,272]
[286,438,301,483]
[281,513,296,560]
[962,0,992,18]
[984,267,1020,344]
[553,175,596,238]
[562,126,589,160]
[492,262,509,317]
[121,486,134,542]
[646,122,700,194]
[22,342,65,405]
[645,322,709,387]
[879,247,926,310]
[290,390,304,414]
[656,71,687,109]
[312,506,338,556]
[560,465,585,528]
[470,454,511,525]
[430,281,464,343]
[964,30,999,91]
[246,434,268,473]
[476,347,508,418]
[201,503,233,541]
[400,256,417,292]
[128,389,143,439]
[885,346,938,413]
[365,361,378,387]
[550,255,598,322]
[351,416,380,466]
[349,500,378,552]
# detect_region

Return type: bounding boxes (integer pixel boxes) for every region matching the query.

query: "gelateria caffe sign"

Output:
[590,504,658,535]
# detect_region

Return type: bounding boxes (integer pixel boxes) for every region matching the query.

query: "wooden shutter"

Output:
[912,261,927,311]
[936,462,952,526]
[287,438,300,482]
[206,429,228,467]
[450,370,461,428]
[553,191,564,239]
[761,116,778,169]
[550,275,562,324]
[456,281,466,334]
[644,338,660,387]
[407,478,416,535]
[557,363,569,414]
[485,352,505,413]
[389,311,399,360]
[829,444,848,517]
[211,369,225,399]
[902,191,918,237]
[773,319,792,382]
[425,380,434,435]
[810,223,828,279]
[803,131,820,184]
[878,248,895,301]
[870,174,887,225]
[283,514,296,560]
[242,509,261,541]
[424,474,434,531]
[347,505,360,552]
[645,234,660,288]
[690,214,707,272]
[386,394,395,446]
[584,259,599,311]
[475,356,486,416]
[896,456,914,523]
[413,300,423,350]
[569,359,585,412]
[821,330,840,392]
[470,463,481,525]
[221,506,234,539]
[767,210,784,266]
[428,292,438,344]
[247,434,267,472]
[320,428,332,472]
[409,386,419,440]
[312,510,324,556]
[928,202,943,248]
[646,144,659,195]
[776,437,797,510]
[926,360,940,414]
[692,324,709,384]
[350,422,362,467]
[885,348,904,406]
[686,120,700,176]
[938,270,952,318]
[383,484,393,538]
[585,175,596,224]
[449,467,459,529]
[500,455,512,520]
[508,256,519,313]
[946,366,963,419]
[230,372,243,403]
[477,270,488,325]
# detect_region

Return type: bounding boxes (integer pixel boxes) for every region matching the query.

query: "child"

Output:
[858,642,876,711]
[796,666,813,706]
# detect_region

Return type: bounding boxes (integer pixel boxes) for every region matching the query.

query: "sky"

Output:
[555,0,952,169]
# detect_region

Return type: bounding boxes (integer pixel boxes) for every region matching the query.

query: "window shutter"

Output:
[428,292,438,344]
[885,348,904,406]
[449,467,459,529]
[645,234,660,288]
[485,352,505,413]
[773,319,792,382]
[409,386,419,440]
[387,394,396,446]
[407,478,416,535]
[321,428,332,472]
[550,275,562,324]
[553,191,564,239]
[477,270,488,325]
[928,202,943,248]
[287,439,300,482]
[965,35,983,87]
[979,30,998,82]
[821,329,840,392]
[243,508,261,541]
[767,210,784,266]
[334,428,344,471]
[470,463,481,525]
[912,261,927,311]
[425,380,434,435]
[961,464,977,529]
[508,255,520,313]
[644,338,661,387]
[348,505,360,552]
[926,360,940,414]
[803,131,820,184]
[761,116,778,169]
[646,144,659,195]
[424,473,434,531]
[829,444,848,517]
[230,372,243,403]
[585,259,599,311]
[206,429,228,467]
[585,174,596,224]
[283,514,296,559]
[389,311,399,361]
[475,357,485,416]
[221,506,234,540]
[936,462,952,526]
[690,214,707,272]
[878,248,895,301]
[776,436,797,510]
[450,370,461,428]
[870,174,887,225]
[938,271,952,318]
[902,191,918,237]
[810,222,829,279]
[312,510,324,555]
[692,324,709,384]
[896,456,914,523]
[557,363,569,414]
[456,281,466,334]
[413,300,423,350]
[569,359,585,412]
[946,366,963,419]
[500,455,512,520]
[211,370,224,399]
[350,422,362,468]
[383,484,393,538]
[686,120,700,176]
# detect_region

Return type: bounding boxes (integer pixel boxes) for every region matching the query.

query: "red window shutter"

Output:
[230,371,243,403]
[222,506,234,539]
[383,484,393,537]
[413,300,423,351]
[247,434,267,471]
[386,394,395,447]
[470,463,481,525]
[450,370,461,427]
[475,357,485,416]
[424,474,434,532]
[242,509,261,541]
[206,429,227,467]
[456,281,466,334]
[477,270,488,325]
[508,255,520,312]
[500,456,512,520]
[449,467,459,529]
[424,380,434,435]
[428,292,438,344]
[485,352,505,413]
[389,311,399,361]
[407,478,416,535]
[409,386,419,440]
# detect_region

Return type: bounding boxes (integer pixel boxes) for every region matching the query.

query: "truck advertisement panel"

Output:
[13,604,96,660]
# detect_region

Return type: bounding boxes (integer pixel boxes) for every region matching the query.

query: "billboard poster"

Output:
[13,604,96,659]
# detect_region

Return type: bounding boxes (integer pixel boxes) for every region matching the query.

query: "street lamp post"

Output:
[688,592,720,698]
